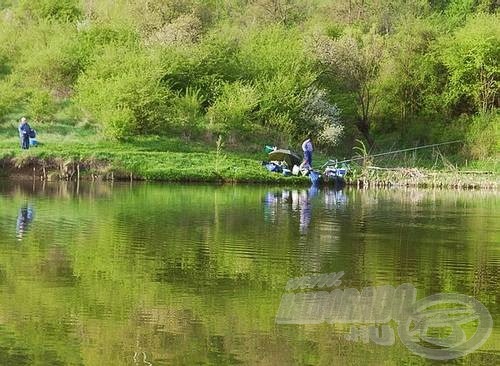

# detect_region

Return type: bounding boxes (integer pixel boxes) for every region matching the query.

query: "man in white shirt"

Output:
[301,136,313,169]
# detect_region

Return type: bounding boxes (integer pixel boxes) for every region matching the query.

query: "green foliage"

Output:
[314,29,385,145]
[17,0,82,22]
[207,81,259,136]
[352,138,373,167]
[13,22,85,93]
[466,112,500,159]
[380,18,440,120]
[169,87,205,138]
[0,0,498,162]
[26,88,57,123]
[238,25,312,81]
[159,27,241,103]
[76,47,171,139]
[237,25,317,139]
[442,0,477,26]
[0,50,9,77]
[439,13,500,114]
[0,78,22,119]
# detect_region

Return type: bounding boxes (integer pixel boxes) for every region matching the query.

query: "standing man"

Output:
[18,117,31,150]
[301,135,313,170]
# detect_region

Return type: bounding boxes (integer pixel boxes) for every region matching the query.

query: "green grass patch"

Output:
[0,120,498,186]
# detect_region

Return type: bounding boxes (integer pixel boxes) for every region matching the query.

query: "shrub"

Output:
[26,88,57,123]
[466,112,499,159]
[168,87,205,138]
[299,87,343,146]
[76,46,171,139]
[14,22,84,94]
[439,13,500,114]
[235,25,318,140]
[0,78,23,120]
[238,24,313,82]
[207,81,259,138]
[17,0,82,22]
[159,27,242,104]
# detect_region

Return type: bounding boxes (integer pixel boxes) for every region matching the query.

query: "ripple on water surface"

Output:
[0,182,498,365]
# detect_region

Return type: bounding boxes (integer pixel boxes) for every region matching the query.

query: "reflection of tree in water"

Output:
[0,185,498,365]
[16,204,34,240]
[0,180,116,200]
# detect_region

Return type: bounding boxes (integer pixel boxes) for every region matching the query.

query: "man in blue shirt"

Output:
[301,136,313,169]
[18,117,31,150]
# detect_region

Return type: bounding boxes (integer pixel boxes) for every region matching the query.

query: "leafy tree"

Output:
[440,13,499,114]
[314,30,385,146]
[377,18,443,132]
[238,25,317,139]
[159,27,242,107]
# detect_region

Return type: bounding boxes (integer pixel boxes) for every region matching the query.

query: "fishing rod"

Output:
[322,140,463,168]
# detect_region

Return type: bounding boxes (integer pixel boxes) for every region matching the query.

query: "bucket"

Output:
[264,145,276,153]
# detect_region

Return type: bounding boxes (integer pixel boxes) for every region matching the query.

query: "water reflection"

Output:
[264,186,348,235]
[0,182,498,365]
[324,187,348,210]
[299,186,318,235]
[0,179,116,199]
[133,351,153,366]
[15,203,34,240]
[264,186,322,234]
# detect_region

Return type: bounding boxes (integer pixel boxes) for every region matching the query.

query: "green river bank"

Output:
[1,136,498,189]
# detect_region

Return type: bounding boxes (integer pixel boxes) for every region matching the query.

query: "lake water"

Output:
[0,181,498,365]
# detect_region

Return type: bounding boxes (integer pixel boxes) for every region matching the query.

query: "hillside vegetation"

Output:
[0,0,498,163]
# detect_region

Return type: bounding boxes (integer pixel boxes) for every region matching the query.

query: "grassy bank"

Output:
[0,121,498,189]
[350,166,498,190]
[0,123,311,184]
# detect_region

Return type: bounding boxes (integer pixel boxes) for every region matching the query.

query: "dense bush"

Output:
[466,112,500,159]
[168,87,205,139]
[25,88,57,123]
[0,78,22,119]
[0,0,497,160]
[76,47,171,139]
[238,25,317,138]
[439,13,500,114]
[16,0,82,22]
[207,81,259,137]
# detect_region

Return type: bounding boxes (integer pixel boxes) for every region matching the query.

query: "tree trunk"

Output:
[357,118,375,147]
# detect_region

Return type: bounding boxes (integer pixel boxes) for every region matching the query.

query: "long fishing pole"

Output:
[322,140,463,168]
